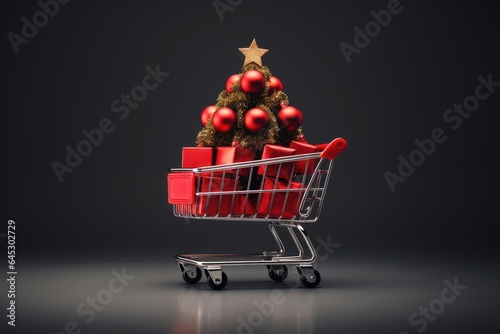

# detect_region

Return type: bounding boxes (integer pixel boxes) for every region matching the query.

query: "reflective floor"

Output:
[10,254,500,334]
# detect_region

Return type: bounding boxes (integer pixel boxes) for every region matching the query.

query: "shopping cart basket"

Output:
[167,138,347,289]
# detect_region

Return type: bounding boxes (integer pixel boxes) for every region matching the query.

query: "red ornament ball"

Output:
[268,76,284,94]
[225,74,240,93]
[200,105,216,126]
[212,107,237,132]
[277,106,303,131]
[244,108,269,133]
[240,70,266,94]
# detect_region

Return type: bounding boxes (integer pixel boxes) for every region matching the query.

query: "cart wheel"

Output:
[182,267,202,284]
[267,265,288,282]
[300,270,321,288]
[207,272,228,290]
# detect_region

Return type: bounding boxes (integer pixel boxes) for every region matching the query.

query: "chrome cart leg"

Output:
[205,266,228,290]
[287,226,304,259]
[263,224,286,257]
[264,223,318,263]
[294,224,317,263]
[293,224,321,288]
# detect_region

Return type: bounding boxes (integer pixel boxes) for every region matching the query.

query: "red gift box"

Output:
[194,175,241,216]
[289,140,317,174]
[237,193,258,215]
[182,147,213,168]
[314,143,329,152]
[257,177,304,218]
[216,147,255,176]
[257,144,296,180]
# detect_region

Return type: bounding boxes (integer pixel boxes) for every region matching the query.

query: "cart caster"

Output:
[207,271,228,290]
[182,267,202,284]
[267,265,288,282]
[297,266,321,288]
[179,263,202,284]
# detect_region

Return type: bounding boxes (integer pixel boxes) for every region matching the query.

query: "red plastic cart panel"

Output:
[167,173,196,205]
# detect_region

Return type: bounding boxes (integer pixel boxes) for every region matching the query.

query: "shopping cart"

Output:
[167,138,347,290]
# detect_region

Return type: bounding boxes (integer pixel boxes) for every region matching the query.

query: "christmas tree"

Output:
[196,39,304,155]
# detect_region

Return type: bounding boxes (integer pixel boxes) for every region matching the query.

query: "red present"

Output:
[257,177,304,218]
[289,140,317,174]
[314,143,329,152]
[216,147,255,176]
[194,176,241,216]
[257,144,296,180]
[238,193,258,215]
[182,147,213,168]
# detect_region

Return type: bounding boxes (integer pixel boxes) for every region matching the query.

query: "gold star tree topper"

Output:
[239,38,269,66]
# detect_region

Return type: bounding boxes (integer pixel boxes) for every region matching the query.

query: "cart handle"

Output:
[320,138,347,160]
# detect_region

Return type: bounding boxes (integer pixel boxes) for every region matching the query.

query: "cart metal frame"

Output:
[168,138,346,289]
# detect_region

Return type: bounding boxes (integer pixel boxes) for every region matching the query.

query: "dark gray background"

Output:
[1,1,499,333]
